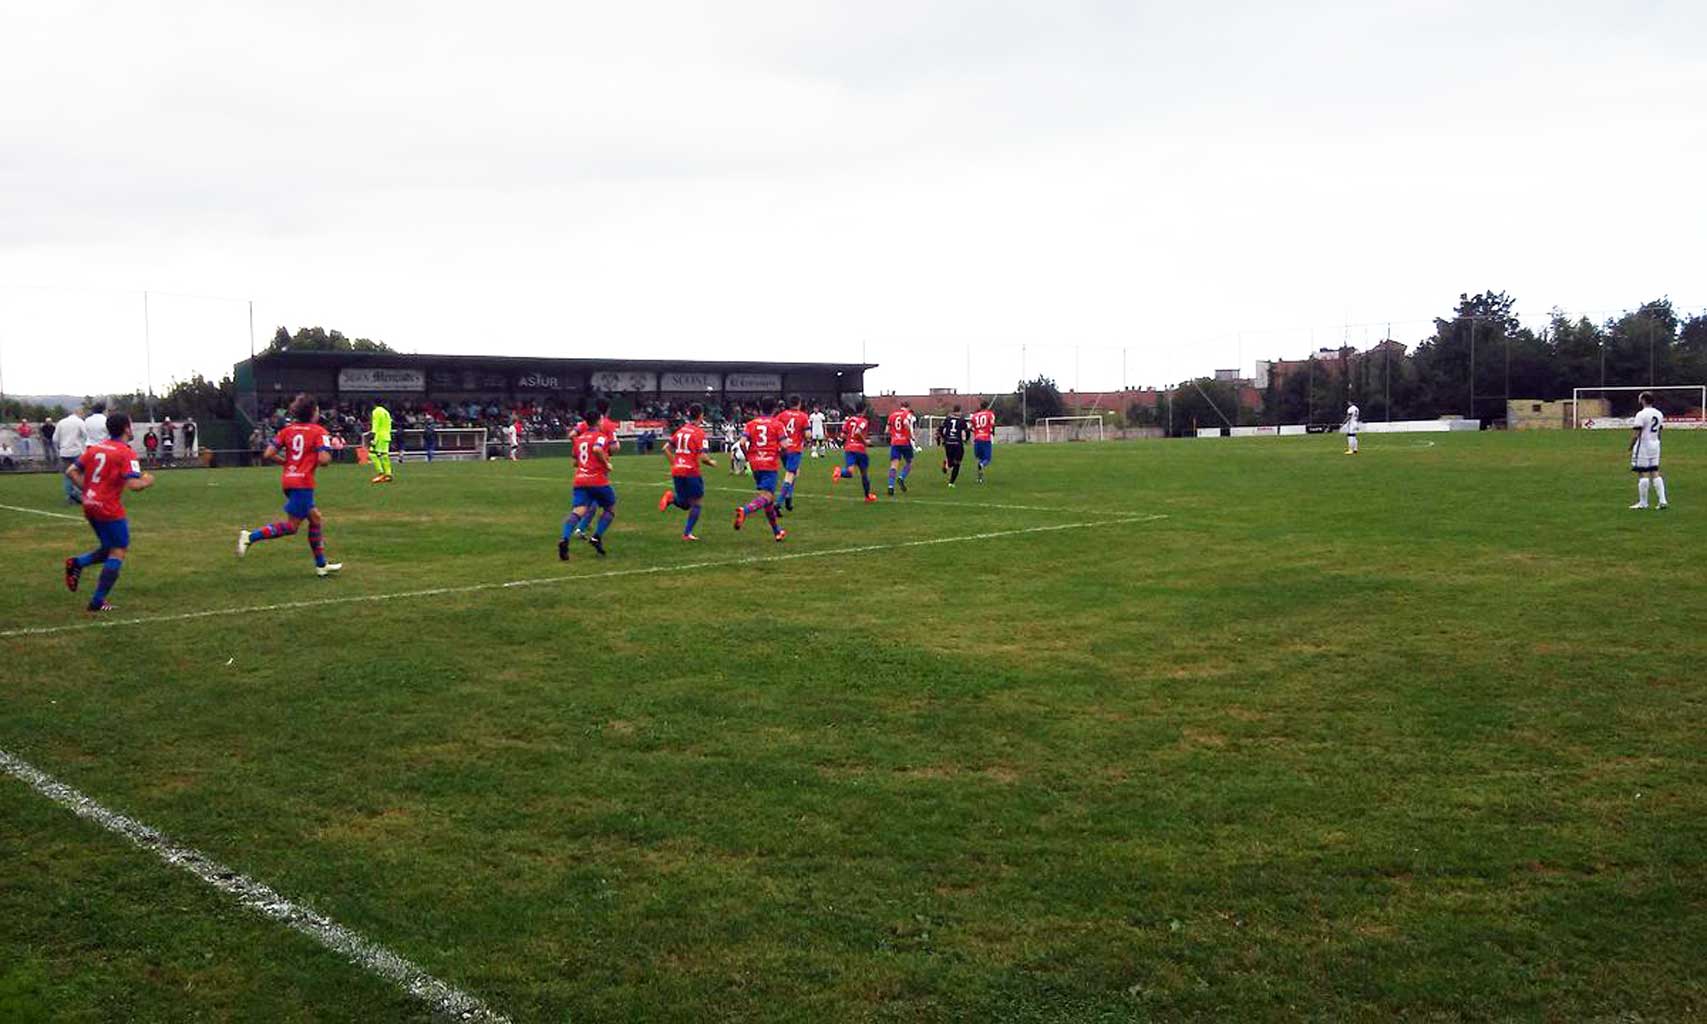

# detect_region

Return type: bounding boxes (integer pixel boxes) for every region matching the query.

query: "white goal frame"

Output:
[1039,415,1106,443]
[1570,385,1706,429]
[395,427,489,460]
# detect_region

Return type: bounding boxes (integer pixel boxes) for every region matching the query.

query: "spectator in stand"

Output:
[85,401,108,445]
[39,417,55,466]
[182,419,195,456]
[0,439,14,470]
[56,405,87,503]
[248,426,266,465]
[143,428,159,464]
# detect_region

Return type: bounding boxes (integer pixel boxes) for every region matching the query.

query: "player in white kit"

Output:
[1628,392,1667,510]
[807,407,827,458]
[1341,403,1361,455]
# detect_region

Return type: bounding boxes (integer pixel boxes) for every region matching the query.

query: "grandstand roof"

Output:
[241,350,876,375]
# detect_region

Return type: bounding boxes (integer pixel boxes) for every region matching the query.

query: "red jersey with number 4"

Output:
[78,440,141,521]
[744,417,781,471]
[886,410,915,446]
[669,424,707,477]
[573,433,611,486]
[971,409,997,441]
[841,415,869,453]
[775,409,809,453]
[274,423,331,490]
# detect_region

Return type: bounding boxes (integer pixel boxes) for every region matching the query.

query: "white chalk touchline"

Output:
[2,515,1166,640]
[0,746,510,1023]
[0,502,85,522]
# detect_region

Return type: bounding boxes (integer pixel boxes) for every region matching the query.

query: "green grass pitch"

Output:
[1,432,1703,1022]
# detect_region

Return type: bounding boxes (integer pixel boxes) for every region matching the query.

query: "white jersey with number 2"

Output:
[1344,404,1360,435]
[1632,407,1663,467]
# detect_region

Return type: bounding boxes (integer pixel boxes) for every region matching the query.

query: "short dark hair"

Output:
[688,402,703,419]
[289,393,318,423]
[952,404,962,413]
[759,397,777,415]
[105,412,131,438]
[1640,391,1655,406]
[91,401,106,414]
[789,394,802,409]
[980,398,992,410]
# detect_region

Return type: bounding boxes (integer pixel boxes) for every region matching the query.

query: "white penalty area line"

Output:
[1,514,1166,641]
[0,502,84,522]
[0,747,510,1023]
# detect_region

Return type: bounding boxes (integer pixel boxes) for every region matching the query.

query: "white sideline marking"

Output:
[0,746,510,1023]
[1,515,1166,640]
[0,503,84,522]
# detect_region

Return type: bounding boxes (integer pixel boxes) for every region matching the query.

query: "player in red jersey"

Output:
[658,403,716,540]
[885,402,917,496]
[563,426,616,558]
[774,394,811,512]
[63,412,155,612]
[237,394,342,576]
[830,403,879,502]
[594,396,621,453]
[732,398,786,541]
[970,400,997,483]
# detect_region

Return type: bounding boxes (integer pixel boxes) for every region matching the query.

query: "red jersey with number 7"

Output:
[971,409,997,441]
[274,423,331,490]
[669,424,707,477]
[77,439,142,521]
[744,417,781,471]
[841,415,869,453]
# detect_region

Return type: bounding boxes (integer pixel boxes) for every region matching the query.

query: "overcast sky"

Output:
[2,0,1702,398]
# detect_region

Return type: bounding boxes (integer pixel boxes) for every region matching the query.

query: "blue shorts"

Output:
[283,488,316,519]
[889,444,914,463]
[782,451,803,473]
[573,485,617,509]
[672,475,705,502]
[88,516,130,550]
[752,469,778,493]
[843,451,869,471]
[974,440,993,464]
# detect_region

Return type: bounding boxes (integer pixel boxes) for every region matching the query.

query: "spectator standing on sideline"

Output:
[143,429,160,464]
[161,420,176,462]
[56,406,87,503]
[182,420,196,456]
[424,420,438,462]
[17,420,34,460]
[85,402,109,446]
[39,418,55,466]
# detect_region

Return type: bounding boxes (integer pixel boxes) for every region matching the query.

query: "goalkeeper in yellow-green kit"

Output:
[366,403,394,483]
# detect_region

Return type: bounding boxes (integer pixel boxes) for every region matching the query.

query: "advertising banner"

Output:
[338,367,425,392]
[661,371,720,391]
[726,372,782,392]
[591,370,657,392]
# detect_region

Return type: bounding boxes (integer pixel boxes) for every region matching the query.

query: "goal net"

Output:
[395,427,489,460]
[1039,415,1106,443]
[1570,386,1706,429]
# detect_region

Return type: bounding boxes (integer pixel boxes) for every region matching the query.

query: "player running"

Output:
[733,399,787,541]
[563,426,616,558]
[938,405,971,487]
[830,404,879,502]
[238,394,343,576]
[1629,391,1668,510]
[885,401,917,496]
[808,405,828,458]
[595,397,622,453]
[63,412,155,613]
[970,400,997,483]
[1342,403,1361,455]
[659,404,716,540]
[366,402,394,482]
[775,395,810,511]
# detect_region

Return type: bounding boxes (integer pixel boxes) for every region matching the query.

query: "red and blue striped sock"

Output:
[307,523,326,567]
[250,521,295,543]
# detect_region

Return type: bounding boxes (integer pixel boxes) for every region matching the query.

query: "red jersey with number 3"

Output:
[573,433,611,486]
[775,409,809,453]
[744,417,781,471]
[669,424,707,477]
[841,415,869,453]
[971,409,997,441]
[78,439,141,521]
[274,423,331,490]
[886,409,915,446]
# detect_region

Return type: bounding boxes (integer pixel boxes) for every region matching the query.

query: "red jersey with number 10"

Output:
[573,433,611,486]
[744,417,781,471]
[775,409,809,453]
[971,409,997,441]
[886,409,915,446]
[78,439,142,521]
[669,424,707,477]
[274,423,331,490]
[841,415,869,453]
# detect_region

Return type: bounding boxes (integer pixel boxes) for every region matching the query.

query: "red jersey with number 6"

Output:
[886,409,915,446]
[78,439,142,521]
[573,433,611,486]
[669,424,707,477]
[971,409,997,441]
[274,423,331,490]
[841,415,869,453]
[744,417,781,471]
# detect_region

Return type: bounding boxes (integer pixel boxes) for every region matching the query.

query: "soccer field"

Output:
[2,432,1703,1022]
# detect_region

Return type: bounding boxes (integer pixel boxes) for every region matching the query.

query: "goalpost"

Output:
[1039,415,1106,443]
[1570,385,1706,429]
[395,428,489,461]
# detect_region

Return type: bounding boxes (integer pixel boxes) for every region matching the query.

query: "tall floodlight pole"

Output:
[143,291,156,422]
[1384,323,1391,422]
[1466,315,1475,420]
[248,299,255,359]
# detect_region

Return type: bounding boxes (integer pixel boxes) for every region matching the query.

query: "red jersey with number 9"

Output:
[841,415,869,453]
[274,423,331,490]
[77,439,142,521]
[573,433,611,486]
[744,417,781,471]
[670,424,707,477]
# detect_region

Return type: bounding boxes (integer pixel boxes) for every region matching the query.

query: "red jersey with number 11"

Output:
[274,423,331,490]
[669,424,707,477]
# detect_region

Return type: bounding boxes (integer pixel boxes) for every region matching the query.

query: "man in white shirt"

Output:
[84,401,109,446]
[1341,403,1361,455]
[807,407,827,458]
[55,406,88,503]
[1629,392,1667,510]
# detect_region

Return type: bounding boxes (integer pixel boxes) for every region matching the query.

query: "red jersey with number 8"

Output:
[573,434,611,486]
[78,439,142,521]
[744,417,781,471]
[274,423,331,490]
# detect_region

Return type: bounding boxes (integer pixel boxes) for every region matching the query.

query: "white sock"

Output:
[1350,436,1359,452]
[1638,478,1651,505]
[1655,477,1667,504]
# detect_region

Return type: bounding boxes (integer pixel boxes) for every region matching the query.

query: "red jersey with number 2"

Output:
[971,409,997,441]
[573,433,611,486]
[78,440,141,521]
[886,410,915,446]
[744,417,781,471]
[274,423,331,490]
[670,424,707,477]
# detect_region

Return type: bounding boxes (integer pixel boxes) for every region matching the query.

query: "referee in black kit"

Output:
[938,405,971,487]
